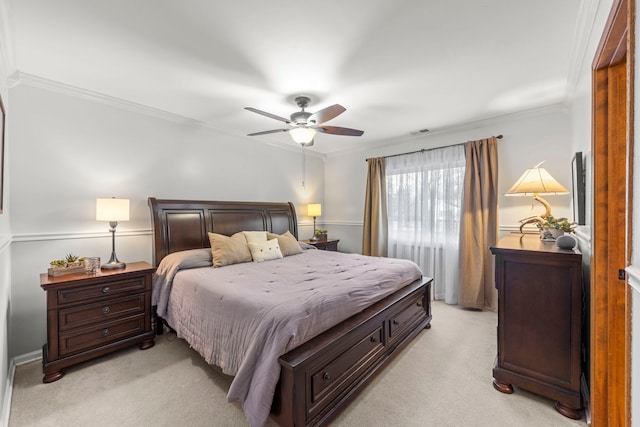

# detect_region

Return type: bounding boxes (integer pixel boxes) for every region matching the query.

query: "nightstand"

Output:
[302,239,340,251]
[40,261,155,383]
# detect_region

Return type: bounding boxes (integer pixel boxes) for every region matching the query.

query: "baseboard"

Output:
[0,350,42,427]
[13,350,42,367]
[0,358,14,427]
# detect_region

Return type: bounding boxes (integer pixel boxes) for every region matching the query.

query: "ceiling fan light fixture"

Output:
[289,127,316,145]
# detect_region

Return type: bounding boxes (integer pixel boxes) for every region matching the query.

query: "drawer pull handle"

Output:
[370,336,377,343]
[416,302,423,307]
[102,306,110,314]
[103,328,109,336]
[102,286,110,294]
[322,372,331,382]
[392,319,399,325]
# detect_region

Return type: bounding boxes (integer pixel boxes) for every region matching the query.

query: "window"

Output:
[385,144,465,304]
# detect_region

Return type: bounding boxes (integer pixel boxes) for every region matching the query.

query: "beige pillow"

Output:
[267,231,303,257]
[208,232,252,268]
[243,231,268,245]
[248,238,283,263]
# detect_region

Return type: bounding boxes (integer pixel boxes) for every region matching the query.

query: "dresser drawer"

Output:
[57,276,147,306]
[388,292,426,344]
[58,294,146,331]
[308,326,385,417]
[58,314,146,357]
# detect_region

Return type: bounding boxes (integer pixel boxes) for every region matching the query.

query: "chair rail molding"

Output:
[626,265,640,294]
[11,229,151,242]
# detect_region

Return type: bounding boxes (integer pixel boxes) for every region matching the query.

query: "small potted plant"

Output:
[314,229,328,240]
[537,216,576,240]
[49,259,67,269]
[65,253,82,267]
[48,253,86,276]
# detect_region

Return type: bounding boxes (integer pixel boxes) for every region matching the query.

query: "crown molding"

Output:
[0,0,16,78]
[565,0,602,102]
[326,103,566,159]
[15,72,219,126]
[13,72,325,159]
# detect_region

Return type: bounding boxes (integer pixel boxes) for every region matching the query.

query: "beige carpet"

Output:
[8,302,586,426]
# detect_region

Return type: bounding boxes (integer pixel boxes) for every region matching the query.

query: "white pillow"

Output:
[243,231,268,245]
[248,238,283,263]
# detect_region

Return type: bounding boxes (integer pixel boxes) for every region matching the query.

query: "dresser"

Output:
[40,261,155,383]
[490,233,582,419]
[302,239,339,251]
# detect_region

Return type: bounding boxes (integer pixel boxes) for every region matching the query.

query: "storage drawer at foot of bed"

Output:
[308,326,385,419]
[388,292,426,346]
[58,314,146,357]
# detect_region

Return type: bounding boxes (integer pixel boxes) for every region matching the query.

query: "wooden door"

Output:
[591,0,633,424]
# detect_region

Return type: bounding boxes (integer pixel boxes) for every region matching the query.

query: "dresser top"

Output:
[490,233,580,256]
[40,261,154,287]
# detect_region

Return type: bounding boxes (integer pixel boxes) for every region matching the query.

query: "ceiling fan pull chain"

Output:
[301,145,306,189]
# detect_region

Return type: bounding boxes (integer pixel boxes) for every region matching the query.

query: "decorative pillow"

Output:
[267,231,303,256]
[208,232,252,268]
[243,231,268,245]
[248,238,283,263]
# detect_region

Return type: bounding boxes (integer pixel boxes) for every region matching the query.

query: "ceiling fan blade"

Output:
[247,129,289,136]
[315,126,364,136]
[308,104,346,125]
[245,107,291,123]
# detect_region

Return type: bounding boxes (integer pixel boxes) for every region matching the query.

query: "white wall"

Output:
[7,80,325,358]
[323,106,574,254]
[0,0,13,422]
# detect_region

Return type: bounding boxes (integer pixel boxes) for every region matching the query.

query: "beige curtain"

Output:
[458,137,499,309]
[362,157,388,256]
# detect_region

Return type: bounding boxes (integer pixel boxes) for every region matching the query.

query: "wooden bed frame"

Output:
[148,197,432,427]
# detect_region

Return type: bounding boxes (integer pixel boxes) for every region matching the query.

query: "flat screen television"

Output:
[572,152,586,225]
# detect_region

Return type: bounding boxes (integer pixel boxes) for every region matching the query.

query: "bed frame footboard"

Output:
[272,277,432,427]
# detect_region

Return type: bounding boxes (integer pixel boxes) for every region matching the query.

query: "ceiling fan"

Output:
[245,96,364,147]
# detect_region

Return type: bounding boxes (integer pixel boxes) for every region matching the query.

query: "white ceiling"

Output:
[7,0,585,153]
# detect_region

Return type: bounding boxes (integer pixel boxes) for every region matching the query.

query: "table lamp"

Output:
[96,197,130,270]
[506,161,569,232]
[307,203,322,241]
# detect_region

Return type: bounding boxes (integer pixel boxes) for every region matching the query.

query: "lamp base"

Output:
[309,236,318,242]
[101,261,126,270]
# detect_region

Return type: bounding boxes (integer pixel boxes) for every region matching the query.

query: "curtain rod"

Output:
[365,134,503,162]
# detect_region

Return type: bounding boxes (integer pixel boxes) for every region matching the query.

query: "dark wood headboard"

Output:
[148,198,298,266]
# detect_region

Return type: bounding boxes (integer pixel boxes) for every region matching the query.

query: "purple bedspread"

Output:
[153,249,422,427]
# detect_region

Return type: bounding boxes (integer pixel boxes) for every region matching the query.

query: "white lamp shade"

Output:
[96,198,130,221]
[506,166,569,196]
[307,203,322,217]
[289,127,316,145]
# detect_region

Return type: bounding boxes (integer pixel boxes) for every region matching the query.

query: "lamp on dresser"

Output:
[307,203,322,241]
[506,161,569,232]
[96,197,129,270]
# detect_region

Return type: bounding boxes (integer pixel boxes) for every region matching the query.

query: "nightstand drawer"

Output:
[58,294,146,331]
[58,314,146,357]
[57,277,147,306]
